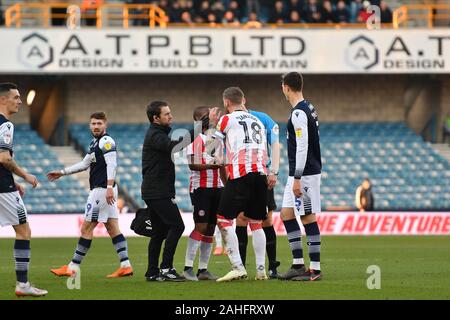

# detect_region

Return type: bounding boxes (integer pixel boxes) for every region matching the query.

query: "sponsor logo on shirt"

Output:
[104,143,112,151]
[295,129,302,138]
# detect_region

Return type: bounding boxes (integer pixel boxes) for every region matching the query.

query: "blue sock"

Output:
[72,237,92,265]
[283,219,304,267]
[304,222,321,271]
[14,240,30,283]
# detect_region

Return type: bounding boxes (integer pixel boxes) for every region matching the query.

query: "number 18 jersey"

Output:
[215,110,267,180]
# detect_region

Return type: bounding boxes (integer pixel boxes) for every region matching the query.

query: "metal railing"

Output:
[5,2,167,28]
[393,4,450,28]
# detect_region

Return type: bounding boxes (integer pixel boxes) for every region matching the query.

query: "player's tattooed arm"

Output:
[0,149,38,187]
[0,149,27,177]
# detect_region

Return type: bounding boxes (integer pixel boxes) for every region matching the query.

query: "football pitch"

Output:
[1,236,449,300]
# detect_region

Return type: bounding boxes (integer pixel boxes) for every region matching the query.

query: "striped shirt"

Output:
[215,110,267,180]
[187,133,223,192]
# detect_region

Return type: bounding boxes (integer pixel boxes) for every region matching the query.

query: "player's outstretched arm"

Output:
[0,149,38,188]
[47,153,91,182]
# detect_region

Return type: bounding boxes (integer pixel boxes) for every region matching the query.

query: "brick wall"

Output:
[64,74,409,124]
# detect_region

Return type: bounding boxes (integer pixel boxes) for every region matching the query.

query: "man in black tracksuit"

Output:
[142,100,198,282]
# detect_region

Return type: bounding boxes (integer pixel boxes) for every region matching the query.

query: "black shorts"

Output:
[267,188,277,212]
[218,172,268,221]
[190,188,222,224]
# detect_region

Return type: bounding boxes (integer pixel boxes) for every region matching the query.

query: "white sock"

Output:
[120,260,131,268]
[251,228,266,269]
[220,226,244,269]
[214,227,223,248]
[68,261,79,270]
[199,238,213,270]
[185,236,201,268]
[310,261,321,271]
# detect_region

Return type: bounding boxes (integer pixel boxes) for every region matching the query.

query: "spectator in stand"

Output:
[207,12,218,25]
[380,0,392,23]
[193,14,205,23]
[222,10,240,25]
[199,0,211,21]
[247,0,261,19]
[244,11,263,27]
[169,1,183,22]
[288,10,303,23]
[158,0,170,13]
[186,0,196,15]
[288,0,304,13]
[357,0,372,23]
[321,0,334,23]
[259,0,275,22]
[181,10,194,25]
[333,0,350,23]
[355,179,375,212]
[212,1,225,21]
[228,0,243,22]
[350,0,363,22]
[269,1,289,24]
[304,0,322,23]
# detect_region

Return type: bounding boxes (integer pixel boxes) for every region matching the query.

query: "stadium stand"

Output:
[13,125,88,214]
[1,0,397,27]
[69,122,450,212]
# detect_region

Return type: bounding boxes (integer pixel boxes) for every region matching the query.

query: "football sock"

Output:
[112,234,131,268]
[185,231,202,268]
[220,225,244,269]
[236,226,248,266]
[263,226,277,267]
[71,237,92,265]
[283,218,304,266]
[250,224,266,269]
[214,227,223,248]
[199,235,213,270]
[14,239,30,283]
[304,222,321,271]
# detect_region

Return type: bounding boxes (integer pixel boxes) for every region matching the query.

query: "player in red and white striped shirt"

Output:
[215,110,268,180]
[211,87,269,282]
[187,133,223,193]
[183,106,225,281]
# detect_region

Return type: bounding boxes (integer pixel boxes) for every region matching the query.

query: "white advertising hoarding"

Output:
[0,212,449,238]
[0,29,449,74]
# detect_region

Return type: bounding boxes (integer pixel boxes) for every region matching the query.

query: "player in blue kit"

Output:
[48,112,133,279]
[0,82,47,297]
[279,72,323,281]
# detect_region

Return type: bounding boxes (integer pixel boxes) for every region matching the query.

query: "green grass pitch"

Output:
[1,236,449,300]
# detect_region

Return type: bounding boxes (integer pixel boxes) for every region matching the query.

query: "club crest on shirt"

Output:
[3,134,11,144]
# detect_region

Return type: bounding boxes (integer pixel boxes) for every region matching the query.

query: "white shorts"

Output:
[0,191,28,227]
[85,186,118,223]
[282,174,321,216]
